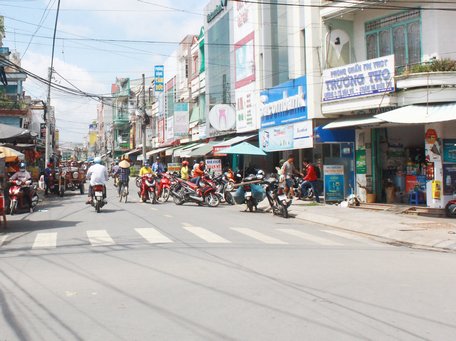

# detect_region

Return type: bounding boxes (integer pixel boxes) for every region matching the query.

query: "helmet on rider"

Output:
[19,162,26,171]
[94,156,102,164]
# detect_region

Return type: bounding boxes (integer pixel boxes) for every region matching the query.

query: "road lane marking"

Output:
[0,234,8,246]
[231,228,288,244]
[135,228,173,244]
[163,214,173,218]
[278,229,342,246]
[32,233,57,249]
[87,230,115,246]
[182,223,230,243]
[322,230,380,246]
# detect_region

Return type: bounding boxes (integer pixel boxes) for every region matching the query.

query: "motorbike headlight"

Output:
[72,172,79,179]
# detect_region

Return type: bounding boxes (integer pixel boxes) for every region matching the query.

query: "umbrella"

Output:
[0,146,25,162]
[218,142,266,176]
[218,142,266,156]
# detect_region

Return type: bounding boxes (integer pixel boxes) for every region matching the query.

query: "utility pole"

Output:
[141,73,147,164]
[45,0,61,164]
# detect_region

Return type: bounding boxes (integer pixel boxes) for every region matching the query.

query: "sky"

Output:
[1,0,206,143]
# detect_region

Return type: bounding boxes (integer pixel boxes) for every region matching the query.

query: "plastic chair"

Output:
[409,191,419,205]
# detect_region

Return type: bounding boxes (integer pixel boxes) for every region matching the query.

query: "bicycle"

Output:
[119,181,129,203]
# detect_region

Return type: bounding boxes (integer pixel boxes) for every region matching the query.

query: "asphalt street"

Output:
[1,183,456,340]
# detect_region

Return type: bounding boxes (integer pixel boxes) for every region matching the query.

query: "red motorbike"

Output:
[155,173,171,203]
[8,179,39,215]
[170,173,220,207]
[139,173,157,204]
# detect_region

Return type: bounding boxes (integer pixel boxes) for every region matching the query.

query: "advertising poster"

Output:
[443,139,456,163]
[174,103,189,137]
[324,165,345,202]
[205,159,222,176]
[167,163,181,173]
[322,55,395,102]
[356,149,367,174]
[443,163,456,196]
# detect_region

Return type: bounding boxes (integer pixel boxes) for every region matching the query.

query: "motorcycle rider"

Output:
[9,162,33,212]
[139,161,154,202]
[152,156,165,174]
[180,160,189,180]
[85,156,109,205]
[301,160,320,203]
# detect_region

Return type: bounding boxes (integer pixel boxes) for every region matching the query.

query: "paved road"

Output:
[1,184,456,340]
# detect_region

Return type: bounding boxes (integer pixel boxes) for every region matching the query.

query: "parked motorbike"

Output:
[91,184,106,213]
[171,174,220,207]
[8,180,39,215]
[139,173,157,204]
[214,172,235,205]
[155,173,171,203]
[445,198,456,218]
[262,177,292,218]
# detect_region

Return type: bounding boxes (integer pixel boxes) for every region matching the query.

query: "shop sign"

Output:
[324,165,345,202]
[322,55,395,102]
[259,120,313,152]
[207,0,228,23]
[208,104,236,131]
[167,163,181,173]
[166,117,174,141]
[154,65,164,92]
[259,76,307,129]
[443,164,456,196]
[205,159,222,176]
[443,139,456,163]
[355,149,367,174]
[174,103,189,137]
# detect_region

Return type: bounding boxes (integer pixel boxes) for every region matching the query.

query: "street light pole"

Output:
[45,0,61,164]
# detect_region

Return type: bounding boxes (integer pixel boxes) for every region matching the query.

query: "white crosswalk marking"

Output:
[0,234,8,246]
[135,228,173,244]
[322,230,380,246]
[278,229,343,246]
[182,223,230,243]
[231,228,288,244]
[32,233,57,249]
[86,230,115,246]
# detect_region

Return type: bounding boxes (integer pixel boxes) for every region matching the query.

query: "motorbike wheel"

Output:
[10,200,16,216]
[205,192,220,207]
[225,191,235,205]
[246,200,254,212]
[80,183,85,194]
[173,189,185,205]
[445,202,456,218]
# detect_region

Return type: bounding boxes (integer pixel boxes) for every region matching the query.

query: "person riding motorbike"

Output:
[85,157,109,204]
[301,160,320,203]
[181,160,189,180]
[139,162,155,202]
[190,160,205,187]
[9,162,33,212]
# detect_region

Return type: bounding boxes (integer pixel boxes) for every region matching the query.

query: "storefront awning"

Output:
[212,134,256,154]
[375,103,456,124]
[179,143,207,158]
[323,116,386,129]
[188,142,218,158]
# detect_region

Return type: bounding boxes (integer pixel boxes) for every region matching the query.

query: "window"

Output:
[365,10,421,68]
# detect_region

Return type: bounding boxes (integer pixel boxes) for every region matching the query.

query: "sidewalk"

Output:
[259,199,456,252]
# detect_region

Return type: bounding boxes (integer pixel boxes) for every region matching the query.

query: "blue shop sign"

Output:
[260,76,307,128]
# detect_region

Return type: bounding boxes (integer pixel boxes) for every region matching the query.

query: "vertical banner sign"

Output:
[324,165,345,202]
[154,65,164,92]
[205,159,222,176]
